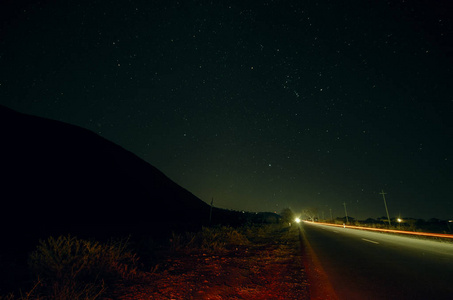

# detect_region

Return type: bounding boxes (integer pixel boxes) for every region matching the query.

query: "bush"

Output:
[170,226,250,253]
[26,235,139,299]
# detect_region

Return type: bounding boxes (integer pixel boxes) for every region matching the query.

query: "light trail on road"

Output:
[300,221,453,299]
[307,221,453,239]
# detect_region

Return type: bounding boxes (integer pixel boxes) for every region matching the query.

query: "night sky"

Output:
[1,0,452,220]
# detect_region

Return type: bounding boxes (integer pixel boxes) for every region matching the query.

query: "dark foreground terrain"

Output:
[1,224,309,299]
[109,224,308,299]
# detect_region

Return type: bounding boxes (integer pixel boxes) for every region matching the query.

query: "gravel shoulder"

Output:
[108,225,309,299]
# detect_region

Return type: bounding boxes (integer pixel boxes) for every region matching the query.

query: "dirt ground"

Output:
[107,225,309,300]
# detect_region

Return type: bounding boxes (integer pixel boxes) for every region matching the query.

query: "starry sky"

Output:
[1,0,452,220]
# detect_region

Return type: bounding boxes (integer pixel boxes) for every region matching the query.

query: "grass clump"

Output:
[170,226,250,253]
[23,235,139,299]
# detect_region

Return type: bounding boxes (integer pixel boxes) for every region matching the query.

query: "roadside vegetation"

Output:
[169,226,250,253]
[1,235,140,300]
[1,221,308,299]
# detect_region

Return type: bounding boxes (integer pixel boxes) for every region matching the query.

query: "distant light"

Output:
[397,218,402,223]
[295,218,301,223]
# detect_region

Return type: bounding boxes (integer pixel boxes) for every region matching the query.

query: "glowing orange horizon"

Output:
[303,221,453,239]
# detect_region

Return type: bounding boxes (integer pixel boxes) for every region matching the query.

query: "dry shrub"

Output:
[170,226,250,253]
[26,235,139,299]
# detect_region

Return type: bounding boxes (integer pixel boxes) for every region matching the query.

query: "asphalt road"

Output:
[301,221,453,300]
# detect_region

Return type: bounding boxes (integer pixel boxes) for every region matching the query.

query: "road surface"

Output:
[301,221,453,299]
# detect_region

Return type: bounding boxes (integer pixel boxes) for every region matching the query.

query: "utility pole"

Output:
[330,208,333,222]
[209,197,213,223]
[343,202,349,224]
[380,190,391,227]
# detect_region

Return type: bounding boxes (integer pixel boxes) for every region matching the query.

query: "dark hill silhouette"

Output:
[1,105,280,235]
[1,105,214,237]
[0,105,281,291]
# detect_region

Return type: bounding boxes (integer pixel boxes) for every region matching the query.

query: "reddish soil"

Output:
[108,225,309,299]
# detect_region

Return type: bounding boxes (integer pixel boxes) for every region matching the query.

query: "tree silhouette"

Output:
[280,208,294,224]
[302,208,318,221]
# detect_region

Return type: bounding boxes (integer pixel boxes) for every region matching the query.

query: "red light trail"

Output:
[304,221,453,239]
